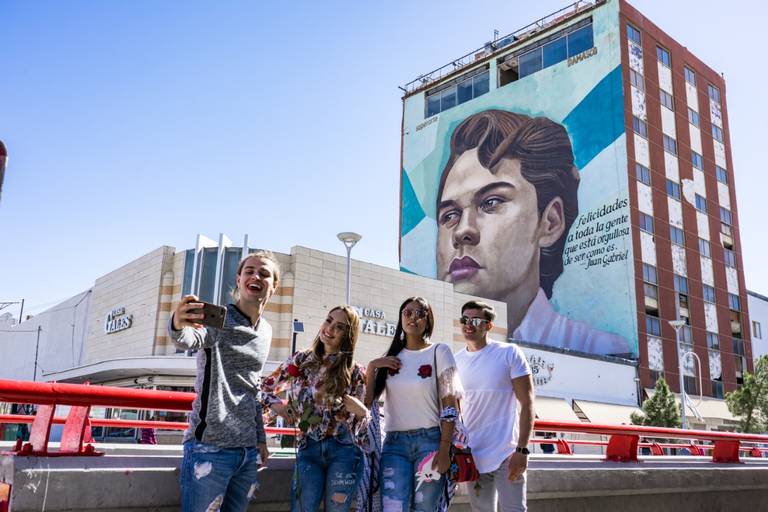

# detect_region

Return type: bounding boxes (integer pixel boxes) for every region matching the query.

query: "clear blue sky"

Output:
[1,0,766,318]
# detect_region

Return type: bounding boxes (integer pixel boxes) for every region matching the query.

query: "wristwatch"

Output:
[515,446,530,455]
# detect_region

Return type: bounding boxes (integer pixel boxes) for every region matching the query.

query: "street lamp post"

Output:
[669,319,687,430]
[337,232,361,305]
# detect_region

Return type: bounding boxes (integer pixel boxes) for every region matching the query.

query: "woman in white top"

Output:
[364,296,462,512]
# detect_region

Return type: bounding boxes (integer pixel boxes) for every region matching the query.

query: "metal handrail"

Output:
[400,0,598,94]
[1,378,766,462]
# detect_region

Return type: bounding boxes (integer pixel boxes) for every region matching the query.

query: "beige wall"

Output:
[84,246,175,363]
[84,244,507,371]
[277,246,507,367]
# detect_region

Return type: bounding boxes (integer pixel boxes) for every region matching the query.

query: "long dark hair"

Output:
[372,297,434,400]
[303,306,360,398]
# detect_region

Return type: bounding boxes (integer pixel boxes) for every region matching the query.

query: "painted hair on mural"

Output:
[437,109,580,298]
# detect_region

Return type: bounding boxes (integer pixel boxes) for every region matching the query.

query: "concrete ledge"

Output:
[1,447,767,511]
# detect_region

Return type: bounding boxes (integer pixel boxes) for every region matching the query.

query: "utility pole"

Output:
[33,326,41,381]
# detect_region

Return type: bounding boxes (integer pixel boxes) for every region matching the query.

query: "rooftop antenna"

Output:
[493,29,500,42]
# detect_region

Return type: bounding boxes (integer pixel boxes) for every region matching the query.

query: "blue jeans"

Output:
[180,440,260,512]
[380,427,445,512]
[292,434,363,512]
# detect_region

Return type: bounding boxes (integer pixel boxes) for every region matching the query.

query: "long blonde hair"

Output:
[304,306,360,398]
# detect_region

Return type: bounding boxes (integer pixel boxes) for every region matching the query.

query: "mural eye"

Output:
[439,209,461,227]
[480,197,504,212]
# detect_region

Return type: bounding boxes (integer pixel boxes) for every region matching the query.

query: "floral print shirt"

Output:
[260,350,371,451]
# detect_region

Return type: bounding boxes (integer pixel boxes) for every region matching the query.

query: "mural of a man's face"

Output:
[436,148,565,302]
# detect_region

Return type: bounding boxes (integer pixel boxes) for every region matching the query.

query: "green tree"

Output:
[725,355,768,433]
[631,377,681,428]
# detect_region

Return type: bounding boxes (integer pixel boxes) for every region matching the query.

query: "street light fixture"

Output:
[337,232,361,305]
[668,318,688,430]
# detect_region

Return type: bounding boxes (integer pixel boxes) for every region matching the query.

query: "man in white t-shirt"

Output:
[454,300,534,512]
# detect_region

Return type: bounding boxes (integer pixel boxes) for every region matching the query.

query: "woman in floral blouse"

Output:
[261,305,370,512]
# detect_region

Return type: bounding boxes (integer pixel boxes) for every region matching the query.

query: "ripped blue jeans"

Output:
[380,427,445,512]
[291,432,363,512]
[180,439,260,512]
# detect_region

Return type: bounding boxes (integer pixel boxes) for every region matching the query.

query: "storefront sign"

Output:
[105,306,133,334]
[353,305,396,337]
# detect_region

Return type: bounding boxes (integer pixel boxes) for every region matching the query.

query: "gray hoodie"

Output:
[169,304,270,447]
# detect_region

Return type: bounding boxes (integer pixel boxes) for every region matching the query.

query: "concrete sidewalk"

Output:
[1,443,767,511]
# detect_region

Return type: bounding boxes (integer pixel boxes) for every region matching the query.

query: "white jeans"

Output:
[468,457,527,512]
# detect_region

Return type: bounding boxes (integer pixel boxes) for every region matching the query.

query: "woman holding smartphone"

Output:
[261,305,371,512]
[170,250,279,512]
[365,297,462,512]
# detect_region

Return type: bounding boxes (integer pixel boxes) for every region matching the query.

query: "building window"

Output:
[681,325,692,343]
[670,225,684,245]
[735,357,745,385]
[660,90,674,110]
[733,338,745,356]
[729,293,741,311]
[691,151,703,170]
[643,263,659,303]
[663,134,677,155]
[636,163,652,185]
[643,263,658,284]
[425,68,490,117]
[639,212,654,233]
[754,321,763,339]
[703,285,716,304]
[630,69,644,91]
[716,165,728,184]
[698,238,711,258]
[694,194,707,213]
[684,67,696,86]
[649,369,663,383]
[724,248,736,268]
[707,332,720,350]
[627,24,642,45]
[683,375,698,395]
[712,125,724,143]
[708,84,721,104]
[666,179,681,200]
[687,108,700,127]
[657,46,671,67]
[646,315,661,336]
[712,380,724,399]
[674,274,689,294]
[720,207,732,226]
[633,116,648,138]
[514,21,594,80]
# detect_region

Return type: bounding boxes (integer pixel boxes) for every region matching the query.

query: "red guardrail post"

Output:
[712,440,741,463]
[555,439,572,455]
[605,434,639,462]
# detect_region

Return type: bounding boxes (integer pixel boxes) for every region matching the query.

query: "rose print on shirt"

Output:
[417,364,432,379]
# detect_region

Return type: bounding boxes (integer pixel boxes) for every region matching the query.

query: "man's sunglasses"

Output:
[460,316,489,328]
[402,308,428,320]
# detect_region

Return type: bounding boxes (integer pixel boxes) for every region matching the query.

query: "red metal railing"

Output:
[0,379,766,464]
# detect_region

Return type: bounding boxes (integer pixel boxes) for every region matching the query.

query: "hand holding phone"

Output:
[173,296,227,330]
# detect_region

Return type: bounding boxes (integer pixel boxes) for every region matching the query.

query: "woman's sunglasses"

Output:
[460,316,488,328]
[402,308,428,320]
